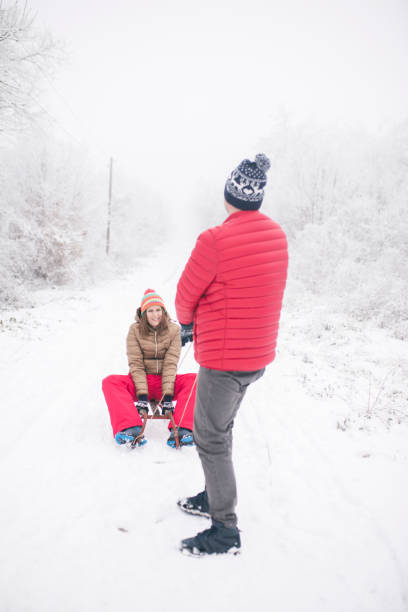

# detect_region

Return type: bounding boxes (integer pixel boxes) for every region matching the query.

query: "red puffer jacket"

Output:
[175,210,288,371]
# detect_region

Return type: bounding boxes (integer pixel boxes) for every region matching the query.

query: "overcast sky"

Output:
[30,0,408,202]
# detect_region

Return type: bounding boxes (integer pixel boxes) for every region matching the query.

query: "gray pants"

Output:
[193,366,265,528]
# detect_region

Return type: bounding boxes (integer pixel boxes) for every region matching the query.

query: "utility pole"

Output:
[106,157,113,255]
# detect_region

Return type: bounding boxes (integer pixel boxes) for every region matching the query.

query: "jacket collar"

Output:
[223,210,259,224]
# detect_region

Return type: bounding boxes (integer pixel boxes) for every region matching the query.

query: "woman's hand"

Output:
[161,395,174,414]
[136,395,149,415]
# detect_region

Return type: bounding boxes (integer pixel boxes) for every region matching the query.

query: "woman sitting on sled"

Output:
[102,289,196,447]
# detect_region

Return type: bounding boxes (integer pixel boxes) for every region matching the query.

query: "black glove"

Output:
[180,322,193,347]
[161,394,174,414]
[136,394,149,415]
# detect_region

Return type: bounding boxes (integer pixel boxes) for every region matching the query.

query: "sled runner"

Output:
[131,400,180,449]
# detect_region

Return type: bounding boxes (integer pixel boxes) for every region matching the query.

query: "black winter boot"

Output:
[177,490,210,518]
[180,520,241,556]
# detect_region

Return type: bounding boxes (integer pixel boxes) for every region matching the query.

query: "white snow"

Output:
[1,250,407,612]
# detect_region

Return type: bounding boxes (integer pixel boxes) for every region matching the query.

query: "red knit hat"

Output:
[140,288,166,313]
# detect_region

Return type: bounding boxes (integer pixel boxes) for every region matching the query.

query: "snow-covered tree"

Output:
[260,119,408,339]
[0,0,59,133]
[0,134,102,302]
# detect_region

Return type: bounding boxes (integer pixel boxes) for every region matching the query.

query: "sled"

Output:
[131,400,180,449]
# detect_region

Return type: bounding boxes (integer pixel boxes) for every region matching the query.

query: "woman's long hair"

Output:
[137,307,169,337]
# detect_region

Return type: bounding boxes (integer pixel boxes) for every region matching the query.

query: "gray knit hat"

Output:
[224,153,271,210]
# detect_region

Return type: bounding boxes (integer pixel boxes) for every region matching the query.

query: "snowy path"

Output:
[1,254,407,612]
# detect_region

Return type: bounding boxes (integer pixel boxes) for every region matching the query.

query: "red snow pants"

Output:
[102,373,197,437]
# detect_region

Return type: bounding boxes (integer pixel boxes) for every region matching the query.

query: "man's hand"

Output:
[180,323,194,347]
[136,394,149,415]
[161,395,174,414]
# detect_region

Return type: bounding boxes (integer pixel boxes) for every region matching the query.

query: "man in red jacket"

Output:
[175,153,288,556]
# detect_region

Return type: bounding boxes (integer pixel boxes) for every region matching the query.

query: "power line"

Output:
[19,40,112,165]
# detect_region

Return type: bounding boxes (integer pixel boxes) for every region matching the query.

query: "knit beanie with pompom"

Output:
[224,153,271,210]
[140,289,166,313]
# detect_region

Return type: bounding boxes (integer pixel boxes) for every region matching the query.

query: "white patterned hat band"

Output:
[224,153,271,210]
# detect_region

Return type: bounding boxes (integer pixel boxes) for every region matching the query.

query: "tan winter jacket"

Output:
[126,313,181,397]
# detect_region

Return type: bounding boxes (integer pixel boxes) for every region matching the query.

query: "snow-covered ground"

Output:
[1,251,407,612]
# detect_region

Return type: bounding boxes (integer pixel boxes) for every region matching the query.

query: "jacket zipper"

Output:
[154,331,158,373]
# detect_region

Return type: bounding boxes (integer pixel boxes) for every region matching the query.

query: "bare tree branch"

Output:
[0,0,62,132]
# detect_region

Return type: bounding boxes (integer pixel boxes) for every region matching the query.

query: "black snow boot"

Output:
[180,520,241,556]
[177,490,210,518]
